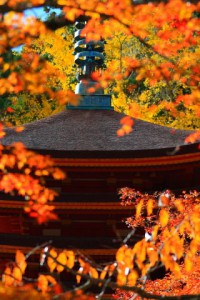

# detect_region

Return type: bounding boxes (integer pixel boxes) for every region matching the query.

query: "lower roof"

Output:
[1,109,198,157]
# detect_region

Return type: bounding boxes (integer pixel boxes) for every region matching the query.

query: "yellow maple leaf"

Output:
[147,199,154,216]
[38,274,48,294]
[13,267,22,283]
[89,266,98,279]
[136,200,144,219]
[185,257,193,273]
[159,208,169,227]
[47,249,57,273]
[127,269,138,286]
[2,267,14,286]
[56,252,67,273]
[65,250,75,269]
[15,250,27,274]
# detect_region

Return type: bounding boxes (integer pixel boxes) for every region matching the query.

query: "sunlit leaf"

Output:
[2,267,14,286]
[65,250,75,269]
[127,269,138,286]
[15,250,27,274]
[56,252,67,273]
[47,249,57,273]
[38,274,48,294]
[89,267,98,279]
[147,199,154,216]
[135,200,143,219]
[159,208,169,227]
[12,267,22,282]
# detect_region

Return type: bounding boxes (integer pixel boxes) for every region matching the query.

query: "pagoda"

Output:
[0,20,200,285]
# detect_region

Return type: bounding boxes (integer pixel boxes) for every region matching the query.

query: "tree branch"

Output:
[25,240,52,260]
[0,0,60,14]
[47,251,200,300]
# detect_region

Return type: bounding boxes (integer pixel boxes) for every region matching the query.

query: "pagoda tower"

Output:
[0,21,200,290]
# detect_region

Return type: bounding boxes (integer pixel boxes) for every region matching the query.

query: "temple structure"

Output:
[0,20,200,298]
[1,104,200,273]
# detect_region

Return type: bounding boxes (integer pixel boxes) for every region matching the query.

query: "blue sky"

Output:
[24,7,60,20]
[24,7,46,19]
[13,7,61,52]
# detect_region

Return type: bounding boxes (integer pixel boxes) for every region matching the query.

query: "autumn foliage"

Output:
[0,138,65,223]
[1,0,200,136]
[1,188,200,299]
[115,188,200,298]
[0,0,200,299]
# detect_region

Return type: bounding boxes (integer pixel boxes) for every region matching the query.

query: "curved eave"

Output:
[54,151,200,167]
[20,142,200,167]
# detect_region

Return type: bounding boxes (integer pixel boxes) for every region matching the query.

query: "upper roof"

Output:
[1,109,197,158]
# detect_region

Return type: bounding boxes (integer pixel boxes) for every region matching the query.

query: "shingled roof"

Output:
[1,109,196,158]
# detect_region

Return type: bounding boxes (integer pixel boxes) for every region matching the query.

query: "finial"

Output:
[74,20,105,95]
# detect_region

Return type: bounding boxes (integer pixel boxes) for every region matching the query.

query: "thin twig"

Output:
[25,240,52,260]
[47,252,200,300]
[123,228,136,244]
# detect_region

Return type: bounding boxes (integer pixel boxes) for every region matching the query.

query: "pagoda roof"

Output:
[1,109,197,158]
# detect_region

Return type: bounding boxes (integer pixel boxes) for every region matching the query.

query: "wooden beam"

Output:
[54,152,200,167]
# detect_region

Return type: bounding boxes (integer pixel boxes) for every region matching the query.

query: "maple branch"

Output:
[44,15,74,30]
[96,276,112,299]
[25,240,52,260]
[47,251,200,300]
[0,1,142,14]
[0,1,195,66]
[44,9,176,65]
[0,0,60,14]
[122,228,136,244]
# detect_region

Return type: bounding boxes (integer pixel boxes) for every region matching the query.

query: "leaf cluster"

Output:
[0,140,65,223]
